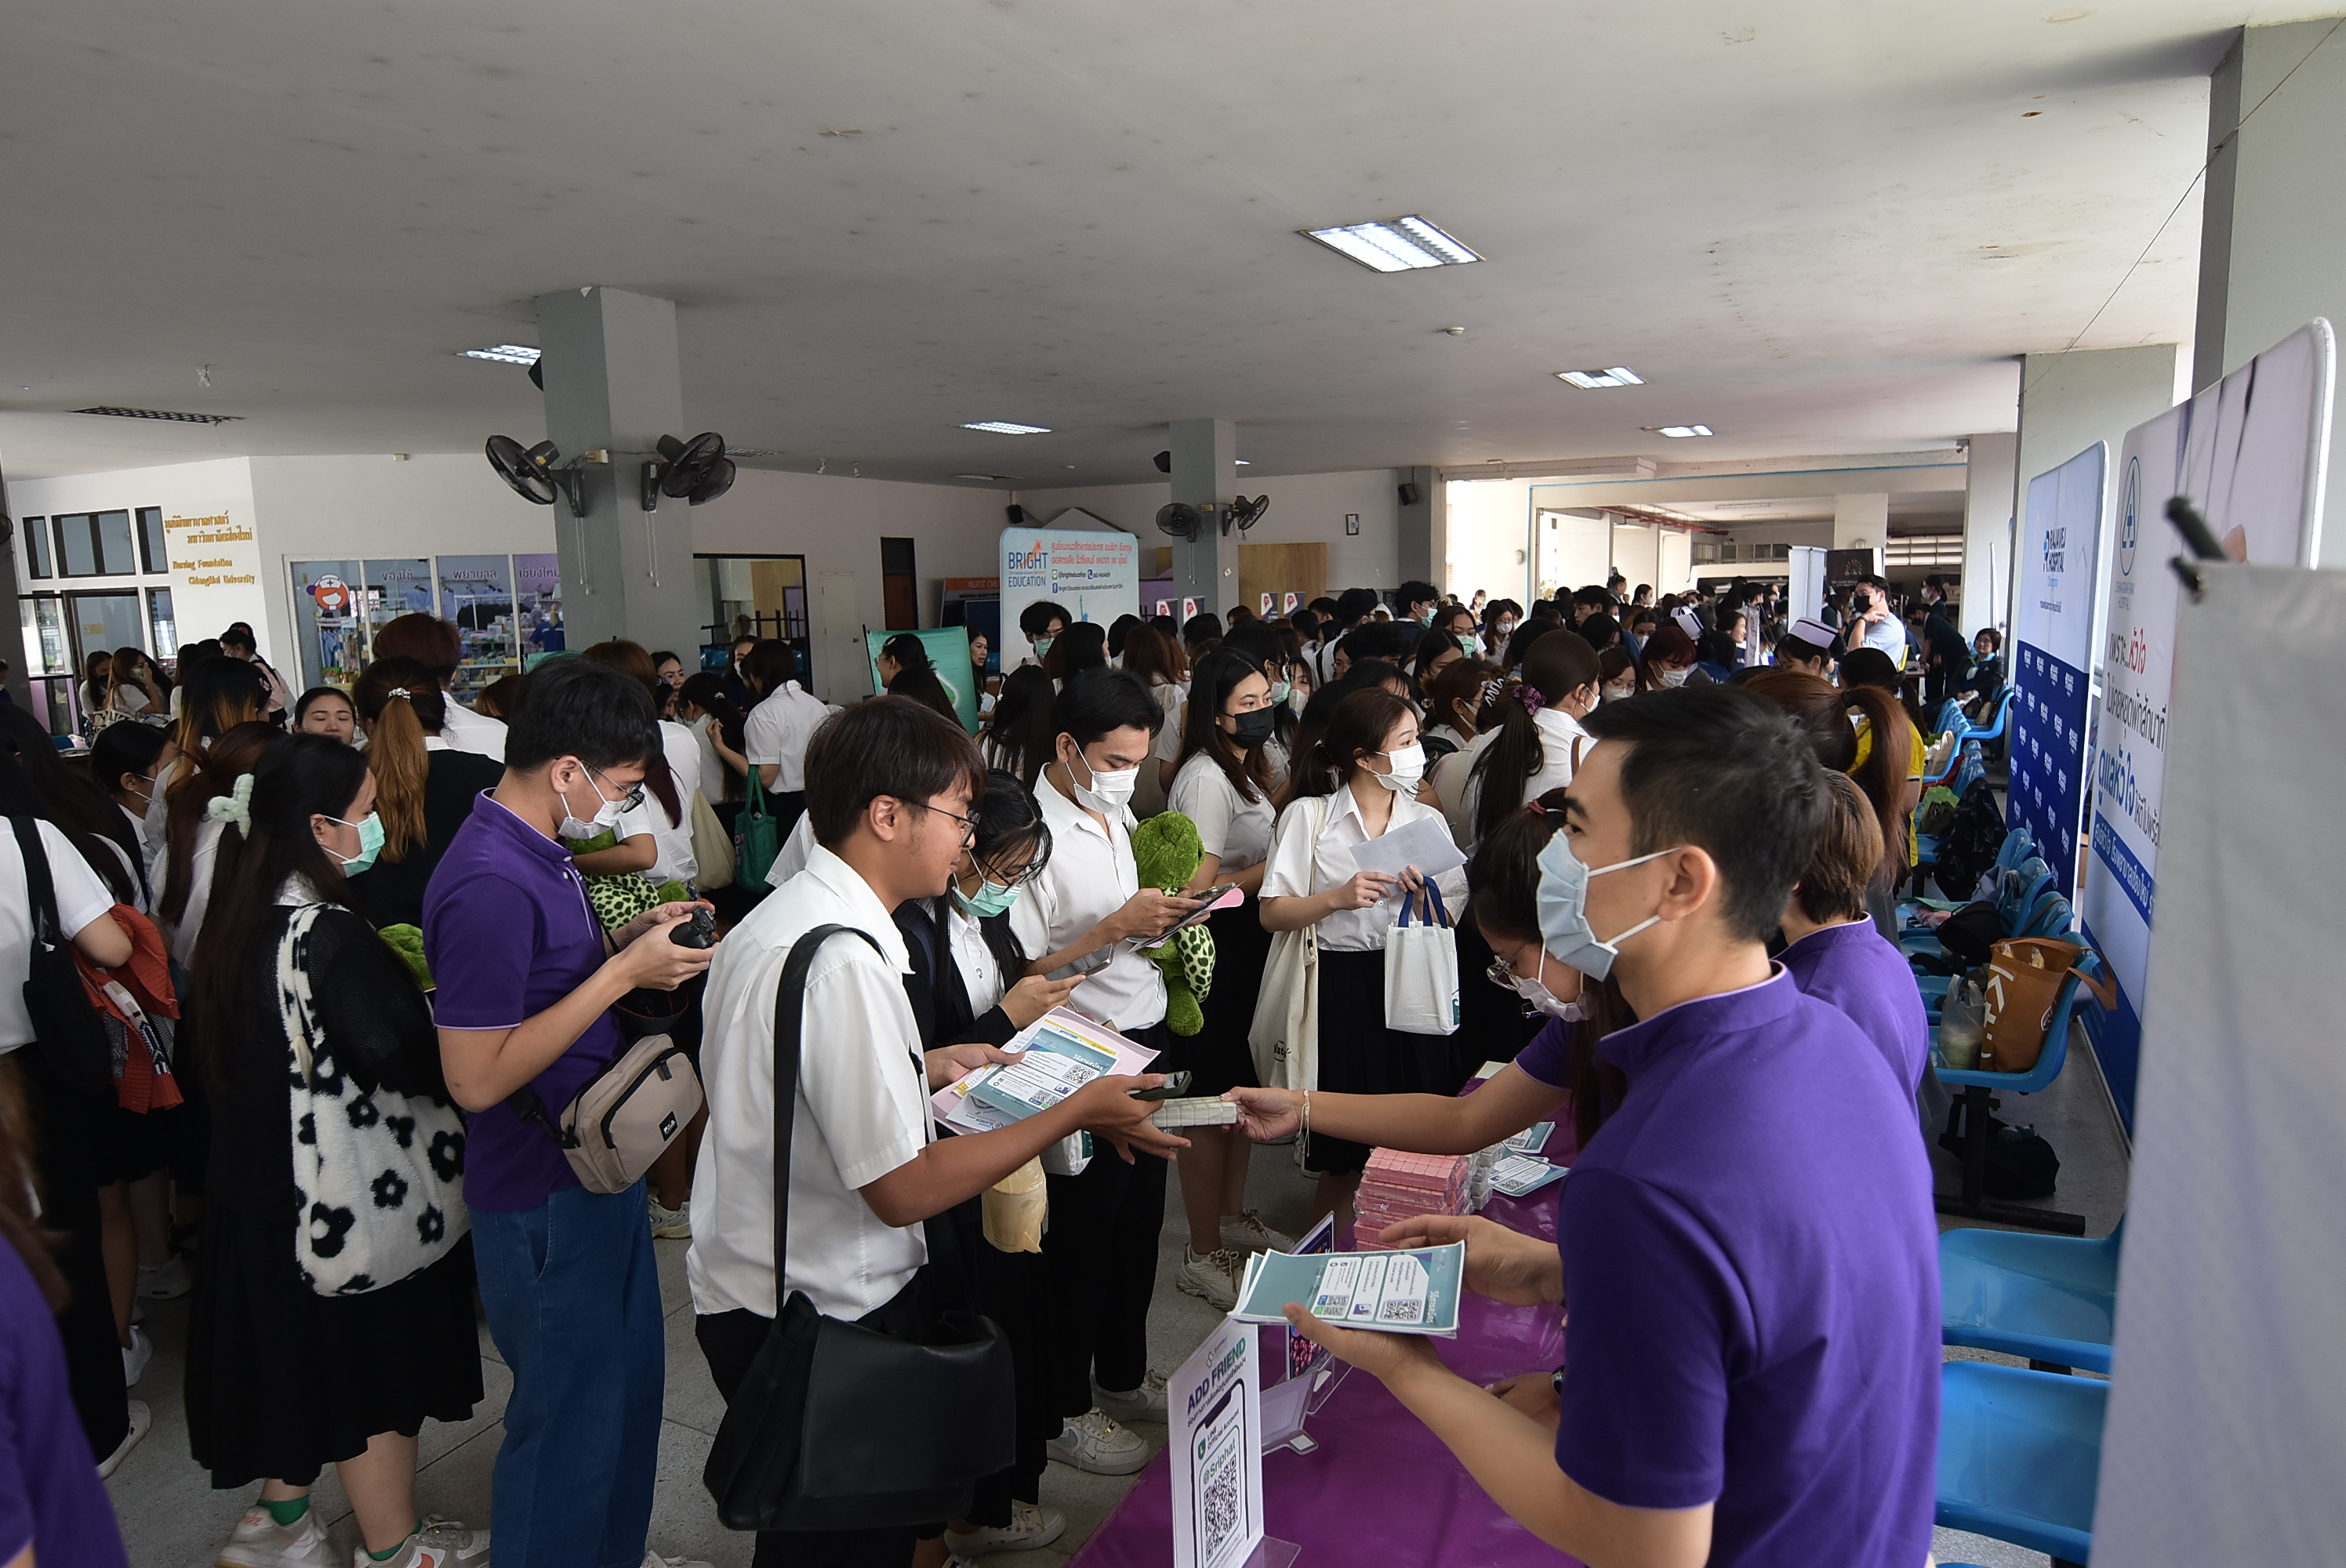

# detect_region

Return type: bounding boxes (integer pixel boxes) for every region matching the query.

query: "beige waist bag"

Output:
[510,1033,704,1194]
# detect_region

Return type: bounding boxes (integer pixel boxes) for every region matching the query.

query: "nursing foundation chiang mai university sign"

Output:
[2080,320,2333,1125]
[998,525,1140,667]
[2008,442,2106,898]
[165,500,273,656]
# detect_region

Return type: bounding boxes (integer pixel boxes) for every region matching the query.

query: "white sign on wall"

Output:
[2079,319,2332,1124]
[165,499,274,659]
[998,526,1140,667]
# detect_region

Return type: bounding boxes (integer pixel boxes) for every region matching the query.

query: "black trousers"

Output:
[1038,1021,1170,1415]
[7,1045,128,1459]
[949,1200,1054,1524]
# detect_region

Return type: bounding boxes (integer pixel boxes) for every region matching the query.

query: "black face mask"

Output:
[1227,707,1278,747]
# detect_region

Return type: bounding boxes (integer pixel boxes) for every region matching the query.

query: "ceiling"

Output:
[1638,495,1968,531]
[0,2,2264,485]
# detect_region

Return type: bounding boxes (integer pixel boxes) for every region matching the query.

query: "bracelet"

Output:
[1301,1090,1311,1142]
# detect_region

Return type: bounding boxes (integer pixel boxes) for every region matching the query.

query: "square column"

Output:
[1832,492,1888,553]
[1168,418,1238,619]
[1960,432,2017,639]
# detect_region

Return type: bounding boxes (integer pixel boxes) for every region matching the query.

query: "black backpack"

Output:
[1933,777,2005,902]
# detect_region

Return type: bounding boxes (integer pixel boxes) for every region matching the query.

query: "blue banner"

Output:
[2010,643,2091,895]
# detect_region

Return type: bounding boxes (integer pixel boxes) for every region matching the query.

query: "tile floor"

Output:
[107,1030,2127,1568]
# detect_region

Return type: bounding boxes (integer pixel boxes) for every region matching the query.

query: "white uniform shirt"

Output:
[1459,706,1590,838]
[744,681,833,793]
[1168,753,1274,872]
[764,812,818,890]
[159,816,225,969]
[1010,772,1166,1033]
[0,821,117,1051]
[943,902,1008,1018]
[688,844,934,1321]
[616,718,701,887]
[689,713,734,804]
[1152,684,1187,768]
[1261,782,1469,952]
[439,698,507,763]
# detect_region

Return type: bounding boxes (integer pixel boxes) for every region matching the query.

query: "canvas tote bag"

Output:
[1248,794,1329,1092]
[1383,880,1461,1036]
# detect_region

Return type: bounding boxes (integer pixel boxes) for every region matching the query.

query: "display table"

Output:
[1072,1128,1581,1568]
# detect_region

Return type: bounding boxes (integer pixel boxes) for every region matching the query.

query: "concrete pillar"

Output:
[1396,466,1444,590]
[534,286,703,653]
[2195,18,2346,564]
[1168,418,1238,618]
[2013,343,2180,636]
[1832,493,1888,552]
[1960,432,2018,639]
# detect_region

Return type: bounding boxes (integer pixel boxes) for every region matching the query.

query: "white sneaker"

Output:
[96,1399,151,1481]
[1176,1245,1242,1310]
[1222,1210,1295,1254]
[217,1501,332,1566]
[942,1499,1066,1555]
[1046,1409,1149,1475]
[122,1325,153,1388]
[359,1516,490,1567]
[1093,1369,1169,1421]
[138,1254,194,1299]
[646,1196,692,1240]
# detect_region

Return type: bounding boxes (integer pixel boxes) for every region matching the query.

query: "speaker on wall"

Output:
[1006,504,1026,524]
[1397,481,1421,506]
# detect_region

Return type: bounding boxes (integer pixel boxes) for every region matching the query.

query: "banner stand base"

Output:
[1241,1538,1303,1568]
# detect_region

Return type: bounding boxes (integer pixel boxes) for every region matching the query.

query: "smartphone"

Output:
[1133,885,1241,949]
[1045,947,1115,983]
[1129,1069,1193,1101]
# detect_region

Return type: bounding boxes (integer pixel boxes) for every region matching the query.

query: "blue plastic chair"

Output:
[1937,1360,2104,1564]
[1933,952,2108,1232]
[1923,688,2016,789]
[1904,858,2050,963]
[1942,1221,2123,1374]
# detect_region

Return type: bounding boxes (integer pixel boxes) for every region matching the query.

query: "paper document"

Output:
[1230,1242,1465,1337]
[929,1007,1160,1134]
[1344,812,1468,881]
[1489,1154,1568,1197]
[1502,1122,1555,1156]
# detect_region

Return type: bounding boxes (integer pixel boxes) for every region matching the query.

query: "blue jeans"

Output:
[473,1180,664,1568]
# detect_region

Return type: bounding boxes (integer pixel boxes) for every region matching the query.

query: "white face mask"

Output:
[1602,682,1636,702]
[1658,666,1692,688]
[1070,749,1138,814]
[1493,620,1517,641]
[1504,948,1593,1022]
[557,766,632,840]
[1371,742,1425,793]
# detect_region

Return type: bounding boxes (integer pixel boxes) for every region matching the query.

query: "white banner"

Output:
[2006,442,2104,897]
[998,525,1140,668]
[1169,1316,1264,1568]
[2080,320,2332,1123]
[164,499,274,660]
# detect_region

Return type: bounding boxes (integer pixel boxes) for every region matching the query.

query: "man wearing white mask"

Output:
[1011,669,1204,1475]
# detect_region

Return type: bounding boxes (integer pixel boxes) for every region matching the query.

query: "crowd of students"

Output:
[2,575,1975,1568]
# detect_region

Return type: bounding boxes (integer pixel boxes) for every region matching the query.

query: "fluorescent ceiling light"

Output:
[1655,425,1714,438]
[962,421,1051,435]
[1556,366,1644,390]
[1236,459,1250,465]
[954,473,1017,482]
[1302,215,1482,273]
[459,344,542,365]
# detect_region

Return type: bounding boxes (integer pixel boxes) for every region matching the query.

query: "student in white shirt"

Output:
[1164,652,1291,1308]
[691,696,1179,1567]
[366,612,507,762]
[739,639,832,841]
[1461,630,1601,848]
[1259,686,1469,1237]
[91,722,176,909]
[1008,670,1206,1475]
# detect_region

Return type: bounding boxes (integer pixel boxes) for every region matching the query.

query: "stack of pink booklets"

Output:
[1349,1147,1473,1251]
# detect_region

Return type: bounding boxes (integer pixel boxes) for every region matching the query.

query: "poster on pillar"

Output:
[998,526,1140,668]
[164,500,272,660]
[2080,319,2333,1127]
[866,627,979,735]
[2007,441,2105,898]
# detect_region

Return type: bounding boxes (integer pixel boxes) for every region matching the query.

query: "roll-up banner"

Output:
[2008,442,2106,897]
[999,526,1141,669]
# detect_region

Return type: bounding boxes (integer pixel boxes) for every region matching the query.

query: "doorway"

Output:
[880,538,918,630]
[693,554,810,677]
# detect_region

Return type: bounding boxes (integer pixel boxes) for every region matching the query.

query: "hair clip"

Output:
[206,772,256,835]
[386,686,411,700]
[1525,799,1549,815]
[1477,679,1502,710]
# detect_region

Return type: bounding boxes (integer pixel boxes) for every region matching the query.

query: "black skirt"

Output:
[1306,948,1464,1174]
[185,1201,484,1490]
[1186,897,1274,1097]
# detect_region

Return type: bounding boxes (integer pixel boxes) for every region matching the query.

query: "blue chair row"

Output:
[1922,688,2015,790]
[1937,1359,2103,1566]
[1931,948,2108,1235]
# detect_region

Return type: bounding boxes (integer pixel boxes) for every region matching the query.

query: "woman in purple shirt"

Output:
[1779,772,1930,1094]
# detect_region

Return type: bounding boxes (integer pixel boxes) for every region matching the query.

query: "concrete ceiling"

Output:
[0,2,2257,485]
[1642,495,1968,531]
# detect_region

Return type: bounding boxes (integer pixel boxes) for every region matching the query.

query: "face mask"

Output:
[1456,634,1478,655]
[1268,679,1292,706]
[1070,750,1138,814]
[1602,682,1636,702]
[1505,948,1593,1022]
[1033,635,1056,659]
[1227,707,1277,748]
[1371,742,1425,793]
[1657,666,1692,688]
[328,811,386,876]
[1288,688,1309,715]
[1534,831,1680,981]
[1417,607,1435,626]
[952,879,1019,920]
[558,768,630,840]
[1493,620,1516,641]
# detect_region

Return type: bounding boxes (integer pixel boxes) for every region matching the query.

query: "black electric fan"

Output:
[642,432,736,510]
[1227,494,1269,533]
[1157,502,1204,541]
[485,435,587,515]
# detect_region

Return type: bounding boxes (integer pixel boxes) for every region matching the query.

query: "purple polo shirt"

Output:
[423,791,623,1212]
[1780,918,1930,1093]
[1554,969,1937,1568]
[0,1242,128,1567]
[1514,1016,1572,1089]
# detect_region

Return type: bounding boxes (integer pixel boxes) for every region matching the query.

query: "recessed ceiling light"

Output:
[1301,215,1482,273]
[1650,424,1714,438]
[459,344,542,365]
[1236,459,1250,466]
[962,421,1051,435]
[1556,366,1644,390]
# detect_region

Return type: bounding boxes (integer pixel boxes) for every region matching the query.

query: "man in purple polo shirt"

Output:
[1288,687,1938,1568]
[423,658,716,1568]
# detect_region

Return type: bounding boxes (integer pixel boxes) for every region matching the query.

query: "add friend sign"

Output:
[1170,1318,1265,1568]
[2008,442,2106,897]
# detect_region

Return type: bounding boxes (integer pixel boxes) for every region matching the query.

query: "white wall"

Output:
[1446,478,1534,605]
[1012,469,1405,596]
[1961,432,2018,637]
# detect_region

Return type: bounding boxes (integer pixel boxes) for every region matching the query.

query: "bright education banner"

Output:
[2007,441,2105,898]
[998,525,1140,667]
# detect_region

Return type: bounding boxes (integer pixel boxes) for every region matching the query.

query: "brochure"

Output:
[929,1007,1160,1135]
[1230,1241,1465,1338]
[1488,1153,1568,1197]
[1502,1121,1555,1156]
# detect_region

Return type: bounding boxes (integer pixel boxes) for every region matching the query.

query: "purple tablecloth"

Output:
[1072,1126,1582,1568]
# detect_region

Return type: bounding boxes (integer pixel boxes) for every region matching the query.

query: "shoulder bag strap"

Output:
[769,924,888,1302]
[9,818,64,947]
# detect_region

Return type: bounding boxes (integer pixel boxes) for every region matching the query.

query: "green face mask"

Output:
[329,811,386,876]
[953,878,1019,920]
[1268,679,1292,706]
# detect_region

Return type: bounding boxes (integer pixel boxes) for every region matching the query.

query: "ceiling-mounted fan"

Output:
[641,431,737,510]
[485,435,588,517]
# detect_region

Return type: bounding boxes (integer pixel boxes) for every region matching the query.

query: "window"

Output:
[53,511,136,577]
[137,507,167,574]
[20,517,49,579]
[147,588,177,658]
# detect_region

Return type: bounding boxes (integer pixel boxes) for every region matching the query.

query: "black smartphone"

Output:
[1133,886,1241,949]
[1045,946,1115,982]
[1129,1069,1193,1101]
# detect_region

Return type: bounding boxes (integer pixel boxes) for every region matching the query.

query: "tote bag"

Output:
[736,771,780,889]
[1383,880,1462,1036]
[690,788,735,891]
[1248,795,1328,1092]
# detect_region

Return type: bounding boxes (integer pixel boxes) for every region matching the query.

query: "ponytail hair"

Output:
[1289,688,1411,800]
[353,656,442,862]
[1839,681,1912,885]
[678,672,746,756]
[159,722,286,926]
[1465,631,1600,845]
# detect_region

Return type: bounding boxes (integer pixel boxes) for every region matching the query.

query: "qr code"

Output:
[1379,1298,1423,1323]
[1201,1459,1240,1557]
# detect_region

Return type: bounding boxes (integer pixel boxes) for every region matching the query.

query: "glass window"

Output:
[137,507,167,574]
[20,517,49,579]
[68,592,143,672]
[51,511,136,578]
[57,514,96,577]
[437,554,517,698]
[20,596,67,674]
[290,560,364,689]
[361,558,435,648]
[514,554,563,662]
[94,512,134,575]
[147,588,177,659]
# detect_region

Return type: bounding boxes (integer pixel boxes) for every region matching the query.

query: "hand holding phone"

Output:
[1128,1069,1193,1101]
[1044,947,1115,983]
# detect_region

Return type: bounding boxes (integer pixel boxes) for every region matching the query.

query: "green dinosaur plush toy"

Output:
[561,827,691,930]
[1129,811,1213,1036]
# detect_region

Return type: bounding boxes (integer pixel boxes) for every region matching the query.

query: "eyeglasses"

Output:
[973,851,1046,888]
[587,767,647,813]
[906,800,979,845]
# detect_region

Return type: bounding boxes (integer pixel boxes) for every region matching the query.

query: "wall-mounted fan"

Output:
[641,432,737,510]
[1227,494,1269,533]
[1157,501,1204,540]
[486,435,587,516]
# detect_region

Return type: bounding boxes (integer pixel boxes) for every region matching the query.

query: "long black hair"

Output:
[677,671,746,756]
[966,768,1051,976]
[0,706,141,904]
[1466,631,1600,845]
[1176,648,1273,805]
[984,666,1061,789]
